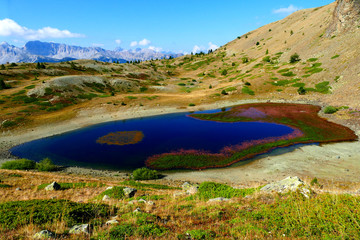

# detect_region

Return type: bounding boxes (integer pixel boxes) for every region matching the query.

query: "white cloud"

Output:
[192,45,205,53]
[139,38,151,46]
[115,39,122,45]
[208,42,219,51]
[0,18,84,40]
[130,41,138,47]
[273,5,301,15]
[92,43,104,47]
[148,46,162,52]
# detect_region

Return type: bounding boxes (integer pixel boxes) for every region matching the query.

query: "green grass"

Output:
[127,96,138,100]
[281,71,296,77]
[196,182,258,200]
[324,106,338,114]
[307,58,318,62]
[241,86,255,95]
[225,87,237,92]
[0,199,112,230]
[331,54,340,59]
[96,186,126,200]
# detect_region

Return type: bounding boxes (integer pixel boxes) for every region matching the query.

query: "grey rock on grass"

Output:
[69,224,90,234]
[44,182,61,191]
[33,230,55,239]
[123,187,137,198]
[208,197,231,202]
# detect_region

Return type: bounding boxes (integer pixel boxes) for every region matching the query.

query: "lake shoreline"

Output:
[1,99,360,184]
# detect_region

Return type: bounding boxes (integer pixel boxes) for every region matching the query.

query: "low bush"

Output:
[132,167,160,180]
[108,223,135,240]
[137,223,167,237]
[0,199,112,230]
[289,53,300,63]
[324,106,338,114]
[38,182,105,190]
[1,159,36,170]
[36,158,58,172]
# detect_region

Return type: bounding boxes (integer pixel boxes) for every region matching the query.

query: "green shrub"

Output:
[262,56,271,63]
[221,90,228,95]
[189,103,196,107]
[221,69,228,76]
[108,223,135,240]
[310,177,318,186]
[120,180,180,190]
[1,120,17,128]
[324,106,338,114]
[0,199,112,230]
[281,71,296,77]
[242,57,249,63]
[0,184,11,188]
[36,158,58,172]
[197,182,257,200]
[185,229,216,240]
[38,182,104,190]
[297,86,307,95]
[1,159,36,170]
[132,168,160,180]
[137,223,167,237]
[289,53,300,63]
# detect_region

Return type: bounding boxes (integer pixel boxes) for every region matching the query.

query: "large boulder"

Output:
[44,182,61,191]
[261,176,311,198]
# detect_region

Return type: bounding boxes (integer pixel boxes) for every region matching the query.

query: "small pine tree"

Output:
[221,69,228,76]
[265,49,269,55]
[0,64,5,70]
[0,79,7,90]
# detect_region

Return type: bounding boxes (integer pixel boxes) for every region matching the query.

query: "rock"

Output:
[44,182,61,191]
[15,187,21,191]
[128,200,137,205]
[138,198,147,203]
[69,224,90,234]
[106,186,113,190]
[133,208,142,213]
[261,176,311,198]
[105,219,119,225]
[123,187,137,198]
[146,201,155,206]
[182,182,199,194]
[33,230,55,239]
[102,195,111,201]
[208,197,231,202]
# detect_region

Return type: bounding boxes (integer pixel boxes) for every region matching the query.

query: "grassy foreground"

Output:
[146,103,358,170]
[0,169,360,239]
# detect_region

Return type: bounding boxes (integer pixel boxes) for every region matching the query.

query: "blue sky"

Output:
[0,0,334,53]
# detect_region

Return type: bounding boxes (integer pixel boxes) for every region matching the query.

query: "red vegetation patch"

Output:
[96,131,144,146]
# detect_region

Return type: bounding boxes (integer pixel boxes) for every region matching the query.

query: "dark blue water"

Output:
[10,110,294,170]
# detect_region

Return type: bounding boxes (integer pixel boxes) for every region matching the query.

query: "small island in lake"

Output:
[96,131,144,146]
[146,103,358,170]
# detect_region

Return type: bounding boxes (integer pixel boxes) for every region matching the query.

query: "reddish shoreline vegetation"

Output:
[146,103,358,170]
[96,131,144,146]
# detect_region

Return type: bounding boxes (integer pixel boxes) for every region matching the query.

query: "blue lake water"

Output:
[10,109,295,170]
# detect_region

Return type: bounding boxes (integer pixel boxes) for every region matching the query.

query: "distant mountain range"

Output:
[0,41,183,64]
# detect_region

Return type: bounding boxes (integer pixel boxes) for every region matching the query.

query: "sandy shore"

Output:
[1,98,360,185]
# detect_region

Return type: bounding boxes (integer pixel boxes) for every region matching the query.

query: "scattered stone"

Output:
[208,197,231,202]
[44,182,61,191]
[133,208,142,213]
[182,182,199,194]
[261,176,311,198]
[69,224,90,234]
[102,195,111,201]
[146,201,155,206]
[128,200,137,204]
[138,198,146,203]
[15,187,21,191]
[33,230,55,239]
[123,187,137,198]
[105,219,119,225]
[106,186,113,190]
